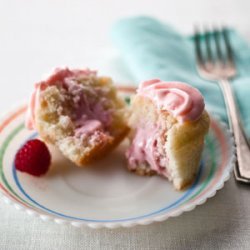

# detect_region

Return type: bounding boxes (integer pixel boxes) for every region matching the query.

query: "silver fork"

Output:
[194,26,250,183]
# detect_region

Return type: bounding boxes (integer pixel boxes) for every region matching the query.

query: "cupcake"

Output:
[126,79,210,190]
[26,68,129,166]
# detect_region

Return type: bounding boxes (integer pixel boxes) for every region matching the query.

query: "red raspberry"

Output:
[15,139,51,176]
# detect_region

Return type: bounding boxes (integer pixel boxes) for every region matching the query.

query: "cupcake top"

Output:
[25,68,97,130]
[137,79,205,122]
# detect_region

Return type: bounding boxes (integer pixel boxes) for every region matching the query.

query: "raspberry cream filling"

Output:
[25,68,113,138]
[126,122,169,177]
[126,80,205,176]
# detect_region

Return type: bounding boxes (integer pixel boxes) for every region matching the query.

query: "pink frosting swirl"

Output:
[137,79,205,122]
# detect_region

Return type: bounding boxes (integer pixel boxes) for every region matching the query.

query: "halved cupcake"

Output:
[26,68,129,166]
[126,79,210,190]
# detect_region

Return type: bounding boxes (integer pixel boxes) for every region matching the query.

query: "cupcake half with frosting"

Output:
[26,68,129,166]
[126,79,210,190]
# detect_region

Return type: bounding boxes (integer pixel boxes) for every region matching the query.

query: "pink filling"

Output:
[75,120,102,137]
[25,68,112,138]
[63,77,112,138]
[126,122,169,177]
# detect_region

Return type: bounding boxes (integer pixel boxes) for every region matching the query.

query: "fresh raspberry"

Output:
[15,139,51,176]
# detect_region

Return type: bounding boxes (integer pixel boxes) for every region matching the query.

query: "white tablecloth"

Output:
[1,179,250,249]
[0,0,250,249]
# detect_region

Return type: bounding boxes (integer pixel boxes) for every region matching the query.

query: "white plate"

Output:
[0,87,235,229]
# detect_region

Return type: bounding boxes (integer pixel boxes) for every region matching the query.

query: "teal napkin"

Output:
[112,16,250,134]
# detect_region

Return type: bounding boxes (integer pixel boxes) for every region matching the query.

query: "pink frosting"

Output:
[137,79,205,122]
[25,83,41,130]
[25,68,112,138]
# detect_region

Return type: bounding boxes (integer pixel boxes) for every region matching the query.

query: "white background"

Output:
[1,1,250,249]
[1,0,250,112]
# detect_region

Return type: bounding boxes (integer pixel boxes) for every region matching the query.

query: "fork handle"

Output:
[219,79,250,182]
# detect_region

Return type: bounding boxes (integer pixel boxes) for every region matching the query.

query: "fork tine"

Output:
[204,25,213,63]
[213,27,224,63]
[222,28,235,66]
[194,25,204,65]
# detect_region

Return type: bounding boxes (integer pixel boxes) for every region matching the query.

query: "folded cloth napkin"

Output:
[112,16,250,134]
